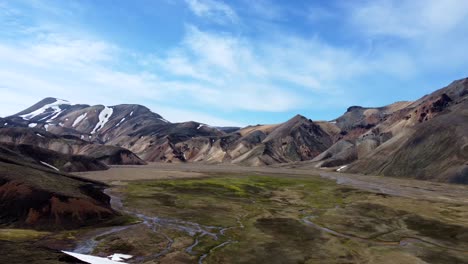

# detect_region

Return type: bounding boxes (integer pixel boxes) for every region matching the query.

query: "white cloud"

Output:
[350,0,468,38]
[346,0,468,76]
[185,0,238,24]
[0,34,242,126]
[4,0,467,126]
[156,25,369,92]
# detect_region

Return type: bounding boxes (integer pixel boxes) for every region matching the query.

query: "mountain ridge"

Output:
[1,77,467,183]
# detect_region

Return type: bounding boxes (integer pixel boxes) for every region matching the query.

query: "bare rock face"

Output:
[166,115,334,165]
[336,78,468,183]
[0,149,118,230]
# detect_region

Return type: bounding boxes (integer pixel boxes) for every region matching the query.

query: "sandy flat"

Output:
[77,162,468,205]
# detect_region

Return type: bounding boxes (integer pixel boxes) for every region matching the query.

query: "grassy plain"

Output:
[92,172,468,263]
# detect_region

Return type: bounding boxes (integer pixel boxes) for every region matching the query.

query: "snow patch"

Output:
[35,133,44,138]
[91,106,113,134]
[40,161,59,171]
[81,135,84,140]
[336,165,348,172]
[61,251,129,264]
[20,99,70,121]
[73,113,87,127]
[109,254,133,262]
[28,123,37,128]
[3,123,7,126]
[44,124,49,131]
[116,117,125,127]
[129,111,133,116]
[197,124,204,130]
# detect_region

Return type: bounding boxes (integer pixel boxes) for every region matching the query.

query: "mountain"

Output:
[170,115,333,165]
[2,77,467,183]
[3,100,333,165]
[311,78,468,183]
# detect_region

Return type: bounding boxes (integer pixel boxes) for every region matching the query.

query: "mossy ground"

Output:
[91,174,468,263]
[7,172,468,263]
[0,228,50,241]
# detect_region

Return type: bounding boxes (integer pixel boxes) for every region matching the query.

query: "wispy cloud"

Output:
[349,0,468,38]
[0,29,245,125]
[346,0,468,75]
[1,0,467,125]
[185,0,238,24]
[154,25,368,100]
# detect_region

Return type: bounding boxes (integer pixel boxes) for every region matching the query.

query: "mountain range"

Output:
[1,77,467,184]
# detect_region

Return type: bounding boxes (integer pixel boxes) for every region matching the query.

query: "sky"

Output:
[0,0,467,126]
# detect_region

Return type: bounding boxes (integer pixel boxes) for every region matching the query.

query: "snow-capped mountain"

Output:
[1,77,467,183]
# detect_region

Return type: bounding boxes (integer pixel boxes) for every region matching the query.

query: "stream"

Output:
[302,216,468,252]
[71,186,468,263]
[72,188,242,263]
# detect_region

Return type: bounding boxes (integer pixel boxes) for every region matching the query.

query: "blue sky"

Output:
[0,0,467,126]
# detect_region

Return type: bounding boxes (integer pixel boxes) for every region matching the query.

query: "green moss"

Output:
[0,229,50,241]
[114,174,468,263]
[101,214,142,226]
[404,214,468,243]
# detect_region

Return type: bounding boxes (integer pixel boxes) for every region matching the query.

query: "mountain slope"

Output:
[0,148,118,230]
[5,100,334,165]
[345,78,468,183]
[170,115,333,165]
[2,77,467,183]
[0,142,108,172]
[0,127,146,166]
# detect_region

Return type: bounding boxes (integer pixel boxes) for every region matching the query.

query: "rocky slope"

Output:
[0,127,146,166]
[3,100,333,165]
[344,78,468,183]
[172,115,333,165]
[311,78,468,183]
[0,142,108,172]
[0,148,118,230]
[2,77,467,183]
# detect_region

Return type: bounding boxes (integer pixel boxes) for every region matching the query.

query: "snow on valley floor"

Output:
[62,251,132,264]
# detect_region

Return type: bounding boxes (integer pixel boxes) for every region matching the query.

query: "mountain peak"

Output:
[12,97,72,120]
[346,106,364,112]
[288,114,308,122]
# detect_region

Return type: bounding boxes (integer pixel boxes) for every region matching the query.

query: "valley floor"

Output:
[4,164,468,263]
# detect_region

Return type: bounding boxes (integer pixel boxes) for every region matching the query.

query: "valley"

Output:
[1,1,468,263]
[4,164,466,264]
[0,79,466,263]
